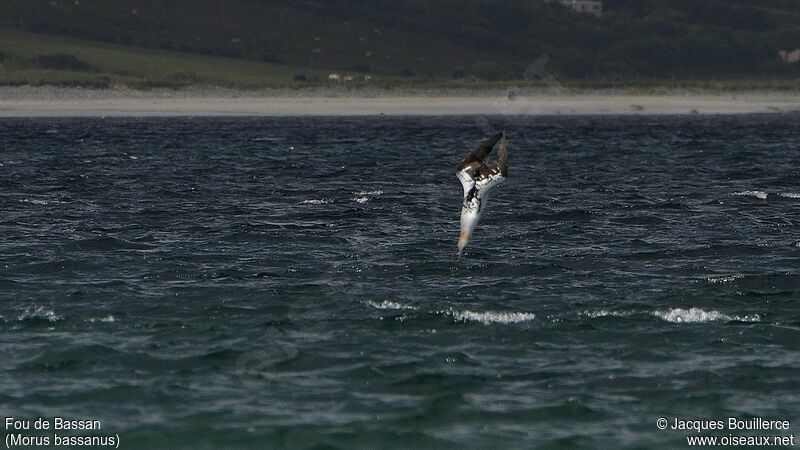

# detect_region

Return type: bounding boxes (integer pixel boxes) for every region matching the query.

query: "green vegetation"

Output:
[0,0,798,90]
[32,53,91,71]
[0,29,334,89]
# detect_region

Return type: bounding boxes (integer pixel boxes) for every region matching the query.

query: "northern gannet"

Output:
[456,131,508,257]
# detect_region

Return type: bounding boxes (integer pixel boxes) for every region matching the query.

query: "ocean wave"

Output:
[86,315,116,323]
[252,137,284,142]
[450,309,535,325]
[652,308,760,324]
[732,190,768,200]
[20,198,49,205]
[300,199,333,205]
[365,300,417,310]
[17,306,62,323]
[580,307,759,324]
[705,275,743,284]
[778,192,800,199]
[578,309,634,319]
[353,197,369,204]
[356,190,383,196]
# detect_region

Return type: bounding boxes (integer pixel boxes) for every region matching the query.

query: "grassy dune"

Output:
[0,28,798,93]
[0,29,337,89]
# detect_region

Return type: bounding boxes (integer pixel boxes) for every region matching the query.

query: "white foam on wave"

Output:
[300,199,333,205]
[353,197,369,204]
[356,190,383,196]
[450,309,536,325]
[778,192,800,199]
[705,275,743,284]
[86,315,116,323]
[365,300,417,310]
[652,308,760,324]
[252,137,284,142]
[580,307,760,324]
[17,306,62,323]
[21,198,49,205]
[732,190,768,200]
[579,309,634,319]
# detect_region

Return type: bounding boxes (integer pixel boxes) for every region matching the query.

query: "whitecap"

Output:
[732,190,768,200]
[353,197,369,204]
[86,315,116,323]
[778,192,800,199]
[450,309,535,325]
[705,275,743,284]
[252,137,283,142]
[651,308,759,324]
[365,300,417,310]
[17,306,62,323]
[356,190,383,196]
[21,199,49,205]
[300,199,333,205]
[579,309,634,319]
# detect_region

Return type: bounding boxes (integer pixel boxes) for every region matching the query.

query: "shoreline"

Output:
[1,87,798,117]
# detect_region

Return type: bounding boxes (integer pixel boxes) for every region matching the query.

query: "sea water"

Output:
[1,115,798,448]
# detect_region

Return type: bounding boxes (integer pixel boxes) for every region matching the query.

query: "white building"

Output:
[779,49,800,64]
[560,0,602,16]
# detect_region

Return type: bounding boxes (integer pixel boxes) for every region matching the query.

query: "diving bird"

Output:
[456,131,508,257]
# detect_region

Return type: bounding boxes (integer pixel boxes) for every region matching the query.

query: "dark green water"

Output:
[1,116,799,449]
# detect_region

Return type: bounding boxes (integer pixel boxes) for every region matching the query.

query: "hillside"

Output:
[0,29,335,89]
[0,0,798,88]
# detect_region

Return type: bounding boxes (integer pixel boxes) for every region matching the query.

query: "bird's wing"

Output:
[475,132,508,194]
[474,167,506,195]
[457,132,504,172]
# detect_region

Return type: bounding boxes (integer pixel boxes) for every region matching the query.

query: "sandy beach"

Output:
[1,87,798,116]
